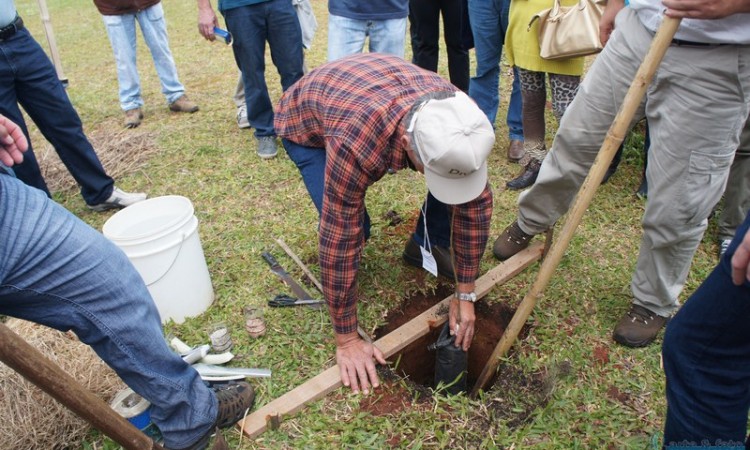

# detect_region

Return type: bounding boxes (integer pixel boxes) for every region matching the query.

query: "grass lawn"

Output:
[16,0,725,448]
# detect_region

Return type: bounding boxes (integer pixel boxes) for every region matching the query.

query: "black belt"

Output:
[671,38,725,48]
[0,15,23,41]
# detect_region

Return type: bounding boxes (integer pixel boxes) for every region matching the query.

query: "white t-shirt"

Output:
[630,0,750,44]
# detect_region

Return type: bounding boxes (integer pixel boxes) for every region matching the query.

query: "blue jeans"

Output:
[327,14,407,61]
[282,139,451,247]
[467,0,523,140]
[0,26,114,205]
[0,174,216,449]
[101,3,185,111]
[662,211,750,448]
[224,0,304,137]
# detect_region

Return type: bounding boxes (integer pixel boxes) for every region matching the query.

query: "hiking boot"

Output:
[507,139,524,162]
[492,220,535,261]
[169,95,199,113]
[506,159,542,190]
[172,382,256,450]
[612,304,668,348]
[256,136,278,159]
[402,237,455,279]
[236,104,250,129]
[124,108,143,129]
[87,187,147,212]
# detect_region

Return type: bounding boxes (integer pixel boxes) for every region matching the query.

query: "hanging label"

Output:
[420,246,438,277]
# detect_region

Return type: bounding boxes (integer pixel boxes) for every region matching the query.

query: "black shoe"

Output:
[636,175,648,199]
[403,238,455,279]
[506,159,542,190]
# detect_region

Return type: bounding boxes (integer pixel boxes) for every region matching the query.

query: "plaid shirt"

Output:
[275,53,493,335]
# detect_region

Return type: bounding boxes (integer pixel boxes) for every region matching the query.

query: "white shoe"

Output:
[87,187,147,212]
[237,104,250,129]
[719,238,732,258]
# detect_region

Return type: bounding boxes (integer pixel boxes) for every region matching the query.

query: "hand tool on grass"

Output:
[261,251,322,309]
[268,293,324,307]
[470,17,682,398]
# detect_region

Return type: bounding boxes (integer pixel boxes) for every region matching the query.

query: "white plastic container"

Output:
[102,196,214,324]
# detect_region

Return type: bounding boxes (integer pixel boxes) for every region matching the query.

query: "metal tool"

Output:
[261,251,322,309]
[268,293,324,308]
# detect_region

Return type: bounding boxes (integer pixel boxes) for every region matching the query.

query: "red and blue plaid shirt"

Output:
[275,53,493,334]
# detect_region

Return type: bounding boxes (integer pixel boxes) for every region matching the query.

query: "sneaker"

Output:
[402,237,455,279]
[719,238,732,258]
[236,104,250,129]
[492,220,535,260]
[173,381,256,450]
[169,95,199,113]
[124,108,143,129]
[87,187,147,212]
[612,304,668,348]
[256,136,278,160]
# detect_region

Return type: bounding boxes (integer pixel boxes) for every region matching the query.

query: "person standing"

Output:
[327,0,408,61]
[94,0,199,129]
[197,0,304,159]
[0,3,146,211]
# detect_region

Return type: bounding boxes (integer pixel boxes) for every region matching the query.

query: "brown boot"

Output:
[506,159,542,190]
[612,304,668,348]
[169,95,199,113]
[123,108,143,128]
[507,139,524,162]
[492,220,535,260]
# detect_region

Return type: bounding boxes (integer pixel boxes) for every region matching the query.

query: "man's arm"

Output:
[0,115,28,166]
[600,0,626,46]
[663,0,750,19]
[196,0,218,41]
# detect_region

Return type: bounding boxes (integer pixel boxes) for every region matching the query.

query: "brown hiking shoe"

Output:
[492,220,535,260]
[612,304,668,348]
[169,95,199,113]
[507,139,524,162]
[124,108,143,128]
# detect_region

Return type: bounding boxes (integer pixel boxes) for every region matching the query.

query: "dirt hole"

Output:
[374,286,523,392]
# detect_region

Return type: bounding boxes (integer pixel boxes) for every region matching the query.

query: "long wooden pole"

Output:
[238,243,545,439]
[470,17,682,397]
[36,0,68,86]
[0,322,163,450]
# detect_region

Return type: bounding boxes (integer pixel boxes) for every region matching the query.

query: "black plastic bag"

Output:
[428,322,468,395]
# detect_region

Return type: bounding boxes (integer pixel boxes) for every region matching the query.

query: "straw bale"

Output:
[0,318,125,450]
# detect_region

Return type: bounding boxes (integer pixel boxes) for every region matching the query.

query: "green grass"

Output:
[17,0,724,448]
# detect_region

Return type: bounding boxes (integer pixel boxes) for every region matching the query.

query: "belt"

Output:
[671,38,726,48]
[0,15,23,41]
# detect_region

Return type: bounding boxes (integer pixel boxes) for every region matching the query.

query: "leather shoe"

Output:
[612,304,668,348]
[507,139,524,162]
[506,159,542,190]
[403,238,455,279]
[492,220,535,261]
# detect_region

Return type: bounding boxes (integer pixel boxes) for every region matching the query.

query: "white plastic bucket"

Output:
[102,196,214,324]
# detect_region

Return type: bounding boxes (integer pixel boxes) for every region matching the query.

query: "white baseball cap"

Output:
[409,92,495,205]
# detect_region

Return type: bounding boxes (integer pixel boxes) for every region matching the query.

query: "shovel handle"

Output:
[261,251,281,269]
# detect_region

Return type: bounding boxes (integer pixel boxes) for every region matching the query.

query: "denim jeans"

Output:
[467,0,523,140]
[662,211,750,449]
[327,14,407,61]
[0,27,114,205]
[282,139,451,247]
[224,0,304,137]
[101,3,185,111]
[0,174,216,449]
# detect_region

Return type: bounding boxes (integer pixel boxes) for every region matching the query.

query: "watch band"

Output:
[454,291,477,303]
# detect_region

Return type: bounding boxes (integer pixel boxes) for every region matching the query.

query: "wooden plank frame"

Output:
[238,242,544,439]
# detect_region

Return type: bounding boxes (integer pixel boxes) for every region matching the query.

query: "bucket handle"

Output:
[144,232,188,286]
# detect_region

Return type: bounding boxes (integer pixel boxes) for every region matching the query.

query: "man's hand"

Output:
[0,114,28,167]
[663,0,750,19]
[196,0,219,41]
[599,0,625,46]
[335,331,386,394]
[731,227,750,286]
[449,298,475,351]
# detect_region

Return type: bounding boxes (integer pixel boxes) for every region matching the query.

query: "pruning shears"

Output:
[268,294,325,308]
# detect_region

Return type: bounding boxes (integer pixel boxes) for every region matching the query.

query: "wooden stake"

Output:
[469,17,682,398]
[36,0,68,85]
[237,243,544,439]
[0,322,163,450]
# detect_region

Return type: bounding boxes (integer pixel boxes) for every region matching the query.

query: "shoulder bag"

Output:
[529,0,605,60]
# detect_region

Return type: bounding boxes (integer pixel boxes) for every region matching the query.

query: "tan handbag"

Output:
[529,0,605,60]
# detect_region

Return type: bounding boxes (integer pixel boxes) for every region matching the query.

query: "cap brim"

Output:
[424,161,488,205]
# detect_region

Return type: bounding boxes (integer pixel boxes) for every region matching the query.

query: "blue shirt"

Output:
[0,1,17,28]
[219,0,268,13]
[328,0,408,20]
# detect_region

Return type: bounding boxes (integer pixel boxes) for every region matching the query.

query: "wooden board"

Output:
[237,242,544,439]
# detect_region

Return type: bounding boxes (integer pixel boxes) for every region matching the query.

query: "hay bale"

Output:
[0,318,125,450]
[37,128,157,195]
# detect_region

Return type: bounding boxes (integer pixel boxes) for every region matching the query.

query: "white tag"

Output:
[420,245,438,277]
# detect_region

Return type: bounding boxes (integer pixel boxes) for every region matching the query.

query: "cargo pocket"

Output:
[676,150,734,225]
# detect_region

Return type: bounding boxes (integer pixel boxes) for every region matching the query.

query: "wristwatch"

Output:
[454,291,477,303]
